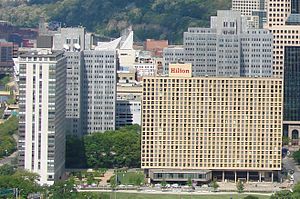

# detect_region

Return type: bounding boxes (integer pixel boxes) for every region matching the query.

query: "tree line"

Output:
[66,124,141,169]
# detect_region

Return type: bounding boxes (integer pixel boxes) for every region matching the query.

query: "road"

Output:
[282,156,300,183]
[77,189,272,197]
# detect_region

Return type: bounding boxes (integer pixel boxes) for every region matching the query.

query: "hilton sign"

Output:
[169,63,192,77]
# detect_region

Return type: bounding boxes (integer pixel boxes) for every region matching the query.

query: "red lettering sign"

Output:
[170,68,190,73]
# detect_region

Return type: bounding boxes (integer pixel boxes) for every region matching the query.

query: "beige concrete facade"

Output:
[232,0,266,16]
[266,0,300,77]
[141,77,283,174]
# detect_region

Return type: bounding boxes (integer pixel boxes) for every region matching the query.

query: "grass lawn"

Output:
[98,192,270,199]
[115,172,144,185]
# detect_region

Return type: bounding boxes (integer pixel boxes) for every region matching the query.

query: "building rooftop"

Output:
[20,49,64,58]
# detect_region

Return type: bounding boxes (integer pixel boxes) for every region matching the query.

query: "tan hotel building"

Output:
[141,64,283,183]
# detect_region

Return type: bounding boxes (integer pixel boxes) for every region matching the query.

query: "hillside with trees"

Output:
[0,0,231,43]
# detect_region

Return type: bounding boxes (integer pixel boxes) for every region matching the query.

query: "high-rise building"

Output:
[232,0,267,16]
[266,0,300,77]
[141,64,283,183]
[65,51,84,135]
[52,27,117,135]
[81,50,116,134]
[232,0,267,28]
[164,10,273,78]
[283,46,300,144]
[65,49,117,135]
[18,49,66,185]
[266,0,300,142]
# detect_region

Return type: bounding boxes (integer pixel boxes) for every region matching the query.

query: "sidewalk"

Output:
[99,169,114,186]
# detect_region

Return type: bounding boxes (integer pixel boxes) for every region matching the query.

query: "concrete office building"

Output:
[52,27,117,135]
[266,0,300,143]
[232,0,267,28]
[116,84,142,127]
[64,49,117,135]
[18,49,66,185]
[65,51,84,135]
[134,55,157,80]
[267,0,300,77]
[82,50,116,133]
[183,10,273,77]
[163,11,273,78]
[232,0,267,16]
[162,46,185,75]
[141,64,283,183]
[53,27,93,51]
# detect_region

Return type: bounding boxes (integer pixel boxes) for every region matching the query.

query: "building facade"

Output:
[65,51,84,135]
[163,46,185,75]
[142,75,283,182]
[52,27,117,135]
[163,11,273,78]
[116,85,142,127]
[53,27,93,51]
[18,50,66,185]
[66,49,117,135]
[0,41,18,74]
[116,100,141,127]
[266,0,300,144]
[81,50,116,134]
[232,0,267,28]
[232,0,266,16]
[184,10,273,77]
[283,46,300,146]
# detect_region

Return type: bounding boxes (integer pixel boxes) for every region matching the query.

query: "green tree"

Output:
[48,178,76,199]
[187,177,192,187]
[0,116,18,158]
[236,180,244,193]
[160,178,167,188]
[109,175,117,190]
[0,75,10,86]
[65,135,87,168]
[270,190,293,199]
[86,174,94,185]
[0,170,41,198]
[211,179,219,192]
[283,136,291,145]
[293,150,300,164]
[83,125,141,169]
[0,164,15,176]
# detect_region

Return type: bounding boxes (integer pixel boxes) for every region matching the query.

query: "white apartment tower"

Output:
[18,50,67,185]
